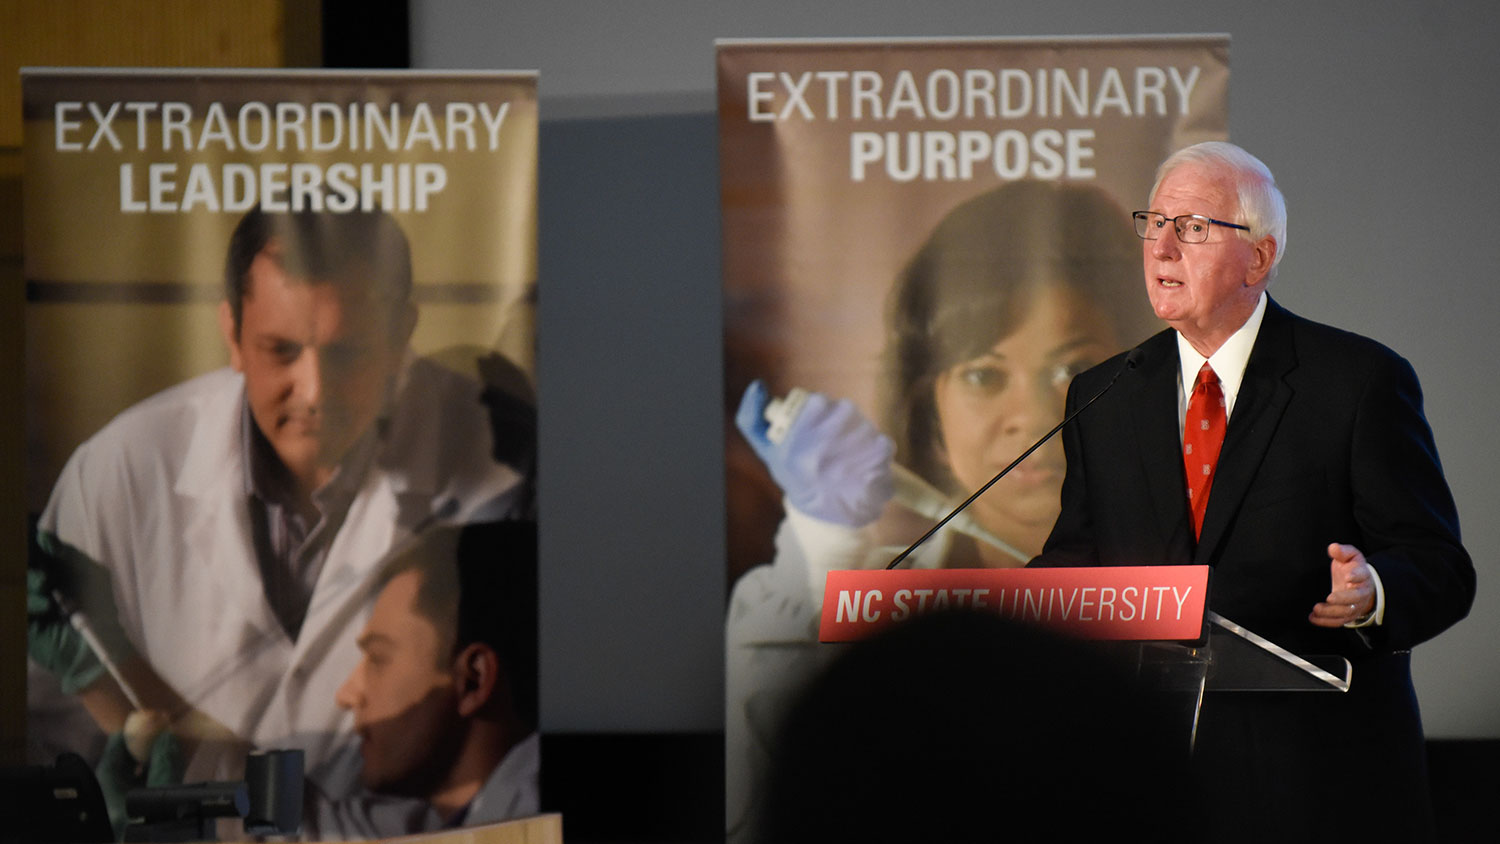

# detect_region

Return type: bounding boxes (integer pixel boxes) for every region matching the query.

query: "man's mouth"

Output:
[1157,276,1184,288]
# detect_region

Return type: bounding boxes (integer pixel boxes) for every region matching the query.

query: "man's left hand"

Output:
[95,711,184,838]
[1309,542,1375,627]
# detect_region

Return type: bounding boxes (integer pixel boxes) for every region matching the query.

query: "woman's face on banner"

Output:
[931,286,1118,554]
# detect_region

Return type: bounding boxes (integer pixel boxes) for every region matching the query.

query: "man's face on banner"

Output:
[337,567,462,796]
[221,240,415,491]
[932,287,1116,548]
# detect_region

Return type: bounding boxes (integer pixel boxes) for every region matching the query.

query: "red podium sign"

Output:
[818,566,1209,642]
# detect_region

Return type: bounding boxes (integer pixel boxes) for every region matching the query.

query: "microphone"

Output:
[886,347,1144,569]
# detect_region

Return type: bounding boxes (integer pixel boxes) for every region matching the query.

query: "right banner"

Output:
[718,35,1229,840]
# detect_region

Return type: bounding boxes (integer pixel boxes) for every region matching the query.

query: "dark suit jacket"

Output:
[1034,299,1474,841]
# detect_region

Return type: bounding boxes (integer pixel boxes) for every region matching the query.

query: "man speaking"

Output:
[1032,142,1474,842]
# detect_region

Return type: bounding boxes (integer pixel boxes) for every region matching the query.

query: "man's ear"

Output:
[218,300,244,372]
[453,642,501,718]
[1246,235,1277,287]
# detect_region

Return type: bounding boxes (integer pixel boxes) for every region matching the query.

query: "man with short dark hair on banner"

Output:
[1031,141,1475,841]
[304,520,539,835]
[27,206,532,824]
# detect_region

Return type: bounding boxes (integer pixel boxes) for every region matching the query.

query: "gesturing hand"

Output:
[1308,542,1376,628]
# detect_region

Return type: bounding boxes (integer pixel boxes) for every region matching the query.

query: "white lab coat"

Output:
[30,356,523,787]
[724,505,953,843]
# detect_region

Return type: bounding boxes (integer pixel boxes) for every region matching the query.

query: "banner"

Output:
[719,36,1229,841]
[24,69,539,838]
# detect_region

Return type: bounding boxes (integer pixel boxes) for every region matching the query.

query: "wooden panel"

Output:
[0,0,313,769]
[0,0,299,148]
[0,146,25,766]
[380,814,564,844]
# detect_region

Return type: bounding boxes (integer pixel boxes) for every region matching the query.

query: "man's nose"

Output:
[1152,223,1182,260]
[290,349,324,406]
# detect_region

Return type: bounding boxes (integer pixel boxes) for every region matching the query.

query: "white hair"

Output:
[1149,141,1287,276]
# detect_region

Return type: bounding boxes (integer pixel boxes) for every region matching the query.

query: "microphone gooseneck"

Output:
[885,347,1143,570]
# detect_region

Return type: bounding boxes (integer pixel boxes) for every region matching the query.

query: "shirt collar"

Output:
[1175,291,1267,420]
[446,731,541,828]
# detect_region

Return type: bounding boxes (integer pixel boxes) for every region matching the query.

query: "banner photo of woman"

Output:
[718,36,1229,841]
[23,69,540,839]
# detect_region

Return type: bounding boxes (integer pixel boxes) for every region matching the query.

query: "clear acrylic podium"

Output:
[1134,611,1351,752]
[816,566,1352,754]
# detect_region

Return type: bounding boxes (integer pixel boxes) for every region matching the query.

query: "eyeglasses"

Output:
[1132,211,1249,244]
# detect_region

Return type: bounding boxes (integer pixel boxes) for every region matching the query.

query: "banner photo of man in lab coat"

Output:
[718,36,1229,840]
[22,69,539,839]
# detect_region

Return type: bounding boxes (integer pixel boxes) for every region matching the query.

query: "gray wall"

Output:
[412,1,1500,738]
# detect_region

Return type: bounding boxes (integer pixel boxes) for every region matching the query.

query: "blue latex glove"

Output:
[736,380,894,527]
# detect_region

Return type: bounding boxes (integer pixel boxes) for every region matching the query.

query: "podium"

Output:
[1134,610,1350,752]
[818,566,1351,752]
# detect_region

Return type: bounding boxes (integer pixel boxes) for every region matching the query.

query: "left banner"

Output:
[22,70,540,839]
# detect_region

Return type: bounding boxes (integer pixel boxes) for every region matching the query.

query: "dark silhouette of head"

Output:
[757,609,1195,844]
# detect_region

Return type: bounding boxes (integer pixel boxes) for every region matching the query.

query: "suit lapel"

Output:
[1129,332,1196,560]
[1194,299,1298,563]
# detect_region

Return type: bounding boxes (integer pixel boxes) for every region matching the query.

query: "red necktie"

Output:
[1184,362,1226,539]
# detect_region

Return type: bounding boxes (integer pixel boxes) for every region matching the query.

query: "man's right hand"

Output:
[27,566,109,695]
[735,380,895,527]
[28,530,131,694]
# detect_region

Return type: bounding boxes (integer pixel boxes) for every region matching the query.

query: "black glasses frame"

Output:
[1132,211,1250,243]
